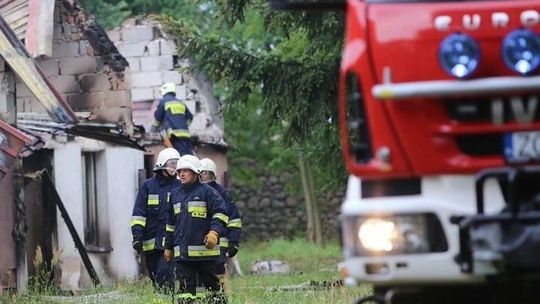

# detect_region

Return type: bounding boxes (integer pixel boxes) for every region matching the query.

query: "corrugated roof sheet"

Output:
[0,0,55,58]
[0,0,28,41]
[17,112,144,150]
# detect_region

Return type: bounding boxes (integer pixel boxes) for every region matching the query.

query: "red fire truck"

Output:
[274,0,540,303]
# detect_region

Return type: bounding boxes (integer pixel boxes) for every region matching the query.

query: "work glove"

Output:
[227,245,239,258]
[132,240,143,255]
[204,230,219,249]
[164,249,172,262]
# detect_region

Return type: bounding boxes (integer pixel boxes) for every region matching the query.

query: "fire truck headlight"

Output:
[502,29,540,76]
[342,213,448,256]
[358,218,397,252]
[438,33,480,79]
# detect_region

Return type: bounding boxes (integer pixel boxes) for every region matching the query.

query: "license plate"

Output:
[504,131,540,163]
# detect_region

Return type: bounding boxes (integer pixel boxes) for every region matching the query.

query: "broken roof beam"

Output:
[0,118,31,179]
[0,13,78,124]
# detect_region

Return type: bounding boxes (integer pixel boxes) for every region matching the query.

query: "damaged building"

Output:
[108,18,229,184]
[0,0,229,292]
[0,0,144,291]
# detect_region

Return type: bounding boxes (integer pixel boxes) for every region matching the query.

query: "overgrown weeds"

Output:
[27,246,59,295]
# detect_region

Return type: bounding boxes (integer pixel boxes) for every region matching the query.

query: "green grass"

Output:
[0,238,370,304]
[229,273,368,304]
[236,238,342,273]
[228,238,369,303]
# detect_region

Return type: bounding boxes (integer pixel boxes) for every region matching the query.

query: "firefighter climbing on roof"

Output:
[151,82,194,156]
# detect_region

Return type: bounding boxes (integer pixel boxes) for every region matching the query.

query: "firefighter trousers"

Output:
[171,137,193,156]
[215,262,227,292]
[145,250,174,292]
[176,261,226,303]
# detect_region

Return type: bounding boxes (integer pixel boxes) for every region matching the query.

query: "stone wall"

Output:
[231,160,345,241]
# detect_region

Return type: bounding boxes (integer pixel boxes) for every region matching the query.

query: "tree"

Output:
[81,0,131,29]
[159,0,347,189]
[81,0,214,30]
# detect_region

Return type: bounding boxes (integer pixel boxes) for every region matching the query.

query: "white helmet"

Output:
[199,158,217,175]
[160,82,176,96]
[154,148,180,171]
[176,154,201,173]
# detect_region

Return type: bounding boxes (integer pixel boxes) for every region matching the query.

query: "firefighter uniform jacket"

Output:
[131,174,181,253]
[152,93,193,139]
[165,181,228,261]
[207,181,242,258]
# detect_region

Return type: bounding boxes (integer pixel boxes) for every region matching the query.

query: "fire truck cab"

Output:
[336,0,540,302]
[273,0,540,302]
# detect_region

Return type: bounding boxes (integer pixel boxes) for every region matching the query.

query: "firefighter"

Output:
[131,147,180,292]
[199,158,242,290]
[150,82,194,156]
[164,155,228,303]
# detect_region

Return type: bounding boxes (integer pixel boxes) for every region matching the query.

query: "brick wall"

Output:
[16,1,133,133]
[109,18,226,147]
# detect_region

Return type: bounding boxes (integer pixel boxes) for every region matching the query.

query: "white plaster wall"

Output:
[103,146,144,279]
[54,141,145,288]
[53,141,84,290]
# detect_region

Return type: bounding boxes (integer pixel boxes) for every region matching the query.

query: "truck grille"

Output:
[456,134,502,156]
[446,96,540,157]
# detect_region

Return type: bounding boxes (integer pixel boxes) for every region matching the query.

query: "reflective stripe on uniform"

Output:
[130,215,146,227]
[188,201,207,217]
[142,238,155,251]
[147,194,159,205]
[166,224,175,233]
[228,218,242,228]
[173,203,181,214]
[195,286,207,299]
[213,213,229,224]
[177,293,197,300]
[164,101,186,115]
[174,245,180,257]
[162,237,166,247]
[167,128,190,138]
[188,206,207,213]
[187,201,206,209]
[219,237,229,248]
[167,192,171,203]
[187,245,220,257]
